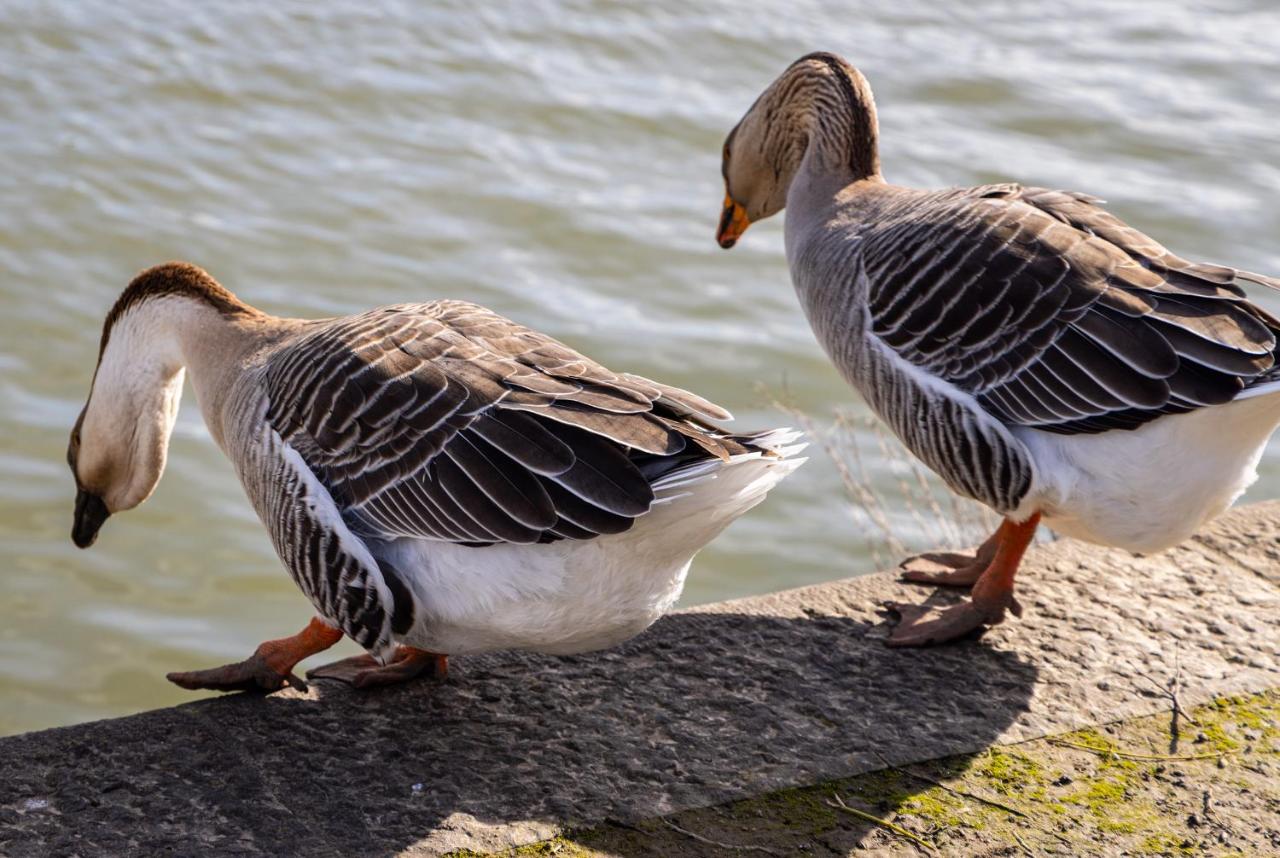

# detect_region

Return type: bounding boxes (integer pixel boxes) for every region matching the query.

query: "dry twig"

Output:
[659,818,781,855]
[872,752,1029,818]
[1135,647,1199,753]
[1011,828,1039,857]
[825,792,935,853]
[1049,738,1228,762]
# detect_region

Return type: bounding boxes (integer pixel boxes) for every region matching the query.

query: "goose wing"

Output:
[861,184,1280,435]
[262,301,737,545]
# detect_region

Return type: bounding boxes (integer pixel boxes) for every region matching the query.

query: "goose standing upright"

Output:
[716,52,1280,646]
[68,263,804,690]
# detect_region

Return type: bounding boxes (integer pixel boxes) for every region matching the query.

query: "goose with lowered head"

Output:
[717,52,1280,646]
[68,263,804,689]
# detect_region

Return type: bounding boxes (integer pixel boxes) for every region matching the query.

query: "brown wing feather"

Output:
[862,184,1280,434]
[264,301,743,545]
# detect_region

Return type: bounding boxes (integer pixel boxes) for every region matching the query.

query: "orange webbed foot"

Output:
[882,598,1016,647]
[166,617,342,694]
[307,647,447,689]
[899,525,1004,588]
[899,552,988,587]
[885,514,1039,648]
[167,654,307,693]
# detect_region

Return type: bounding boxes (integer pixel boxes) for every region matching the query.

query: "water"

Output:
[2,0,1278,736]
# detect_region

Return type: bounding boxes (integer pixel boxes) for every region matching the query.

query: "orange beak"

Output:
[716,194,751,249]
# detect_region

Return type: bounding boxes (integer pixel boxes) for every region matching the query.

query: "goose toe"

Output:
[166,655,307,693]
[899,552,987,587]
[882,599,995,647]
[307,647,447,689]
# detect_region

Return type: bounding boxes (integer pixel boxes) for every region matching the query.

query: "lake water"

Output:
[2,0,1278,736]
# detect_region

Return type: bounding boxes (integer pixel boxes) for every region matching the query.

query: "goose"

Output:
[68,263,805,689]
[716,52,1280,647]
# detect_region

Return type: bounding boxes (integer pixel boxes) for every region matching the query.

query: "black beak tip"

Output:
[72,490,109,549]
[718,236,737,250]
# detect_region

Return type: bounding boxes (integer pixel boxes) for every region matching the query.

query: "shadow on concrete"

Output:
[0,610,1037,856]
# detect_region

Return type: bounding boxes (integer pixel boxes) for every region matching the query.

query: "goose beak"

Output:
[716,194,751,249]
[72,489,110,549]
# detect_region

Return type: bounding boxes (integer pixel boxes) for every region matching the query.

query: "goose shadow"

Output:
[0,608,1038,856]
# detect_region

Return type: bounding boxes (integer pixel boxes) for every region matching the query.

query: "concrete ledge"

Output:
[546,689,1280,856]
[2,503,1279,857]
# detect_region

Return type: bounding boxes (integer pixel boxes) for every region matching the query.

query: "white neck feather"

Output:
[77,296,243,512]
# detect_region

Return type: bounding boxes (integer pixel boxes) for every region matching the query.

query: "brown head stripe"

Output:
[98,262,257,356]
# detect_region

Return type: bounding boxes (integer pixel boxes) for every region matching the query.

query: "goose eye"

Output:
[67,429,81,469]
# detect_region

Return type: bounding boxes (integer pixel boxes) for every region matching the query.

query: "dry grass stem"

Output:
[659,818,781,855]
[1048,738,1229,762]
[872,752,1029,819]
[765,388,1008,565]
[826,792,935,853]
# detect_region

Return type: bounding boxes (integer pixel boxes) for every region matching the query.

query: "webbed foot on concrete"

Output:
[886,514,1040,648]
[899,551,988,587]
[899,524,1003,588]
[167,617,342,693]
[167,654,307,692]
[307,647,447,689]
[883,598,1010,647]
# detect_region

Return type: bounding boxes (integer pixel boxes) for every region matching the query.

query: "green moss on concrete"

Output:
[1195,720,1241,752]
[972,747,1043,795]
[904,791,976,829]
[1060,766,1152,834]
[460,689,1280,857]
[1067,775,1128,809]
[1136,833,1198,855]
[836,765,983,830]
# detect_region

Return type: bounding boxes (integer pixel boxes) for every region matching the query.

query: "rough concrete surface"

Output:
[563,690,1280,857]
[1,503,1278,857]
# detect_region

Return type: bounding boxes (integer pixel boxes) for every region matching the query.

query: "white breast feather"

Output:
[1015,391,1280,553]
[376,435,805,655]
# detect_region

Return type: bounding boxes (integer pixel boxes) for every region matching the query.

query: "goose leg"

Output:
[167,616,343,692]
[899,522,1005,587]
[307,646,447,689]
[885,513,1040,647]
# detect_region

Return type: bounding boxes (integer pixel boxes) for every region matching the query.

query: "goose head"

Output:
[717,52,880,248]
[66,264,218,547]
[68,357,185,548]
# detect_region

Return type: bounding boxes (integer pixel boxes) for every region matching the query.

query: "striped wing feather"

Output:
[263,301,740,545]
[863,184,1280,435]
